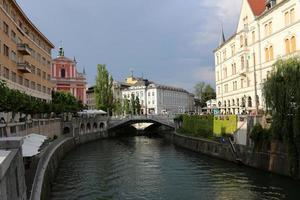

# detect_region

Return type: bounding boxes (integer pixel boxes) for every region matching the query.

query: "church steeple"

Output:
[58,41,64,57]
[219,25,226,46]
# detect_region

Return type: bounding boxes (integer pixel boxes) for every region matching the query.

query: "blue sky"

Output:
[17,0,242,91]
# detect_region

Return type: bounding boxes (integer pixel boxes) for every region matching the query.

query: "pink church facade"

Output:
[51,46,87,103]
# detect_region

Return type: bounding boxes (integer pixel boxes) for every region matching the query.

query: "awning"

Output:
[22,134,47,157]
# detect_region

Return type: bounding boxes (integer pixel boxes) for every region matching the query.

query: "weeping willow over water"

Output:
[263,57,300,176]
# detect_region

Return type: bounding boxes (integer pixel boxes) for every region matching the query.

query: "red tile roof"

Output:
[248,0,266,16]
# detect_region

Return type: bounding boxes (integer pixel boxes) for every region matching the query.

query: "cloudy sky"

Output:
[17,0,242,91]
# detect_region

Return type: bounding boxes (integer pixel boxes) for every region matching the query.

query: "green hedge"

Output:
[180,115,237,138]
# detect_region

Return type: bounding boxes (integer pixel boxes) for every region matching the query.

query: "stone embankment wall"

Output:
[163,132,235,162]
[30,131,108,200]
[0,118,62,138]
[0,138,27,200]
[164,132,299,179]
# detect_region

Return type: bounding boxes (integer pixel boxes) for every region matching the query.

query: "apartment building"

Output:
[0,0,54,101]
[214,0,299,114]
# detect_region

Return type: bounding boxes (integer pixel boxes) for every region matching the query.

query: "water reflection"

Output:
[51,136,300,200]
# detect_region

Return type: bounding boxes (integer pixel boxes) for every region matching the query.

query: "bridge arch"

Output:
[99,122,105,130]
[86,123,91,132]
[93,122,98,131]
[80,123,85,134]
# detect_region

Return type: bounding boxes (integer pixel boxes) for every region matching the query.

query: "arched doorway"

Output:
[63,127,70,135]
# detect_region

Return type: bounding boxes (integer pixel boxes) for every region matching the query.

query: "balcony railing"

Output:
[17,43,31,55]
[17,61,32,73]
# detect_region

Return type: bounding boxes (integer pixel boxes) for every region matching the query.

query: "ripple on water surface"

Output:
[51,136,300,200]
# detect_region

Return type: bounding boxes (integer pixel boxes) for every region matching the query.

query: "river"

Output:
[51,135,300,200]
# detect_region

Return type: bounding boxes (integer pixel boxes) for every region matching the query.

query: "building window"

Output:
[37,68,41,77]
[42,71,46,79]
[241,56,245,69]
[252,31,255,44]
[240,35,244,47]
[285,11,289,26]
[291,36,296,53]
[11,31,17,43]
[223,67,227,79]
[60,69,66,78]
[285,38,291,54]
[31,65,36,74]
[290,8,295,24]
[4,67,9,79]
[25,79,29,87]
[269,45,274,60]
[18,76,23,85]
[11,72,16,82]
[268,21,272,35]
[3,44,9,57]
[11,51,17,62]
[3,22,9,35]
[31,81,36,90]
[231,44,235,56]
[37,84,41,91]
[232,63,236,75]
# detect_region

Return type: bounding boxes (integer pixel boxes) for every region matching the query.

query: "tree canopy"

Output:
[94,64,114,113]
[194,82,216,107]
[263,57,300,176]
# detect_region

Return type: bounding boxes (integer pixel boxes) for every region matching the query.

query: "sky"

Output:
[17,0,242,92]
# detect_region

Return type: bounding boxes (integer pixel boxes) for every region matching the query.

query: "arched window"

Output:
[237,98,240,106]
[232,99,235,106]
[269,45,274,60]
[61,69,65,78]
[291,36,296,52]
[241,56,245,69]
[265,47,269,62]
[285,39,290,54]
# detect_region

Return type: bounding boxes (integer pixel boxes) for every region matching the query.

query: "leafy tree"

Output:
[194,81,205,100]
[263,57,300,176]
[113,99,123,116]
[94,64,114,113]
[194,82,216,107]
[135,96,141,115]
[123,99,130,115]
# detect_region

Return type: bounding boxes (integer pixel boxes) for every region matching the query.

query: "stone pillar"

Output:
[0,137,27,200]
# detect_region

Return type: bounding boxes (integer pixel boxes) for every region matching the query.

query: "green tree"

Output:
[94,64,114,113]
[135,96,141,115]
[194,82,216,107]
[263,57,300,176]
[130,93,136,115]
[113,99,123,116]
[123,99,130,115]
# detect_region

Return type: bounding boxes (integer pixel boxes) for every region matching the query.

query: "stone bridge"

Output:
[108,115,175,130]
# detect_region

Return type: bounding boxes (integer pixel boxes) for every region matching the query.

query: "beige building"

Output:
[214,0,299,114]
[0,0,54,101]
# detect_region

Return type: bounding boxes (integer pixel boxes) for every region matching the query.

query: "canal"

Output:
[51,135,300,200]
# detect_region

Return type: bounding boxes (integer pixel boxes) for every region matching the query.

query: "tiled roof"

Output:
[248,0,266,16]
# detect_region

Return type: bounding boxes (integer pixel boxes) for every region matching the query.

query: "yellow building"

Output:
[0,0,54,101]
[214,0,299,114]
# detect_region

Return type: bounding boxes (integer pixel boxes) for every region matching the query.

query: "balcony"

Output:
[239,67,248,77]
[17,43,31,55]
[17,61,32,73]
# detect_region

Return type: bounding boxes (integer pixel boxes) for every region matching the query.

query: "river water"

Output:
[51,136,300,200]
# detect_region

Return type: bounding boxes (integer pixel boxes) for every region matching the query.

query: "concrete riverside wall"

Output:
[163,132,235,162]
[0,138,27,200]
[164,132,299,179]
[30,131,108,200]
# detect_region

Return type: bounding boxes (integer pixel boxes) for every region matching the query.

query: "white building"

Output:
[214,0,299,114]
[122,83,194,115]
